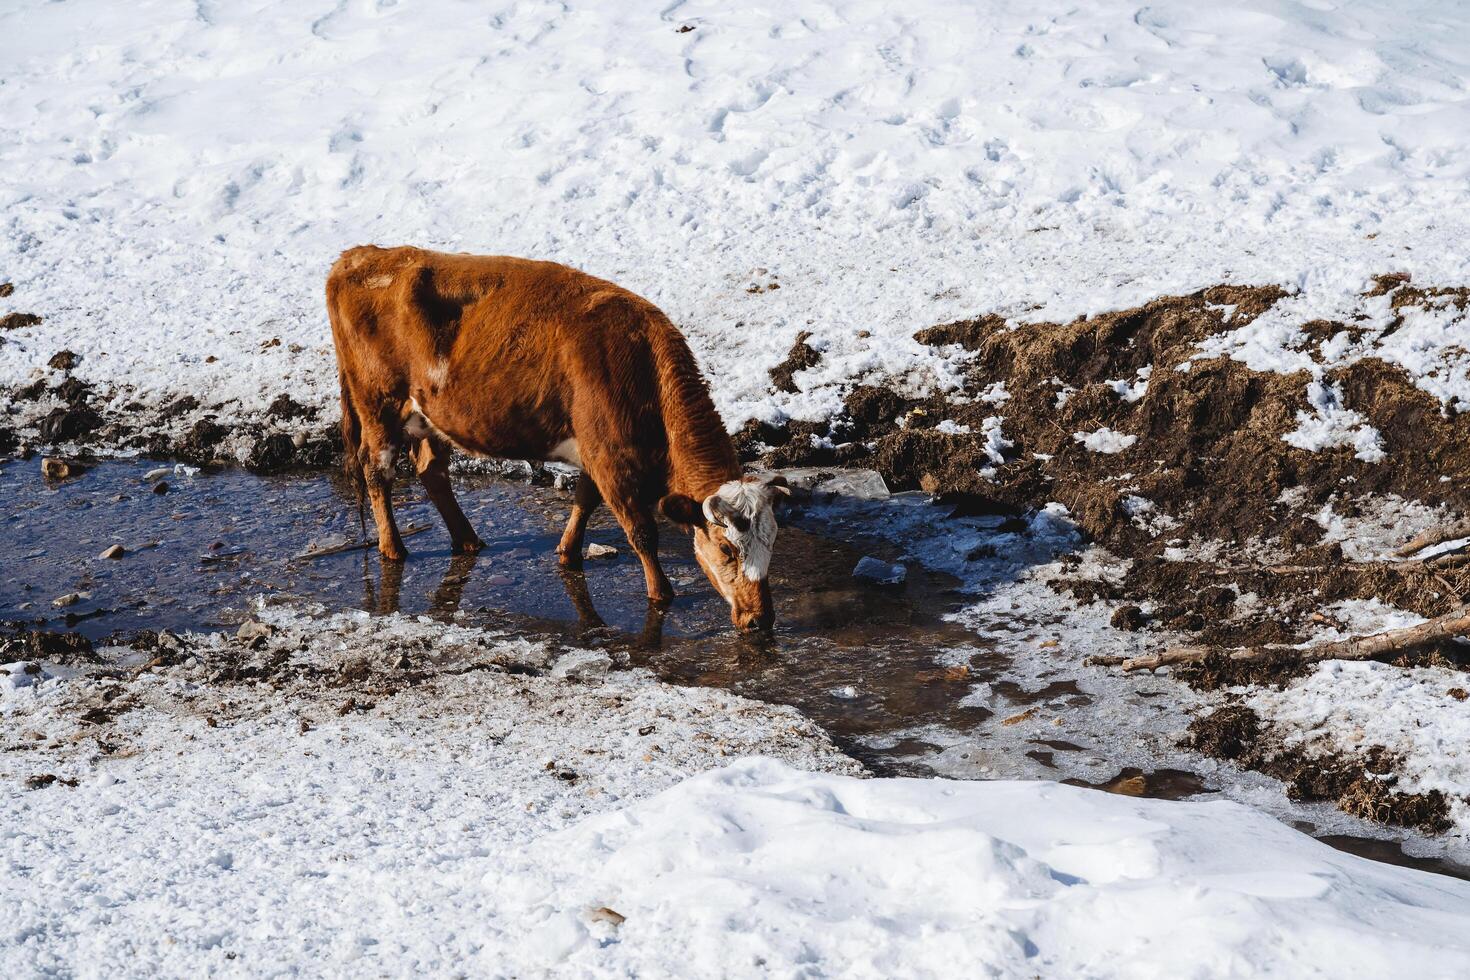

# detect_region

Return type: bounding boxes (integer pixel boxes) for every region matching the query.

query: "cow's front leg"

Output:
[622,509,673,605]
[596,493,672,603]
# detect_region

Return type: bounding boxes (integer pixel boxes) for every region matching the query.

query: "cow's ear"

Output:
[659,493,706,529]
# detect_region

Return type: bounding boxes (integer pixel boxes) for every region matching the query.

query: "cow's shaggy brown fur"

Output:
[327,245,782,629]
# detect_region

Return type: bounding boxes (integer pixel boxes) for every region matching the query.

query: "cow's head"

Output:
[659,474,790,632]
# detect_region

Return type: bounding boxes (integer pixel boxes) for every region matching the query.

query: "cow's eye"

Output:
[719,543,737,560]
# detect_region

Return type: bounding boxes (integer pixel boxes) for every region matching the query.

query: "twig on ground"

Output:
[1396,522,1470,558]
[1119,604,1470,672]
[293,524,431,561]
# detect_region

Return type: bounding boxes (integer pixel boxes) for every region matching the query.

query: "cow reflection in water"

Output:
[359,553,668,649]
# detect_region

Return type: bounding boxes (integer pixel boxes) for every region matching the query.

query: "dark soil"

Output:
[1185,706,1452,833]
[768,331,821,394]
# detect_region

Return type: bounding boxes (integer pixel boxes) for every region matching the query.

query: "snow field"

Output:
[2,0,1469,434]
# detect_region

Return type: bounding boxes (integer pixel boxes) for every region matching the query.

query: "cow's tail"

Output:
[338,372,367,536]
[327,275,368,536]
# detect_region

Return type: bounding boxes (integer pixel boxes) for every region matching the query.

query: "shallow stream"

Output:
[4,457,1466,880]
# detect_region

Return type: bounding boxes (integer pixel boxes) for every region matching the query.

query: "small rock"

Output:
[0,282,12,298]
[551,650,613,681]
[47,350,79,371]
[143,466,172,481]
[98,544,126,560]
[853,555,906,586]
[152,481,170,495]
[484,574,514,587]
[157,630,183,650]
[588,907,626,927]
[236,621,275,647]
[1110,605,1146,631]
[52,592,82,608]
[585,542,618,559]
[41,457,79,481]
[0,311,41,330]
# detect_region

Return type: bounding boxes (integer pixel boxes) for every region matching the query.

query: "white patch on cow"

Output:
[365,273,394,288]
[404,397,433,440]
[705,479,780,581]
[425,360,448,389]
[404,397,474,455]
[376,447,396,477]
[550,438,583,468]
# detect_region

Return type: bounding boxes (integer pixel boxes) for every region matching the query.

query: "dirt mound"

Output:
[744,281,1470,650]
[753,284,1470,543]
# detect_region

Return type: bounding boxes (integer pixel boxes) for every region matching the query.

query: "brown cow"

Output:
[326,245,788,631]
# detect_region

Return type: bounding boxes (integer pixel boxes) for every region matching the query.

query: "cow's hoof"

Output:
[453,537,485,555]
[557,549,583,570]
[648,589,674,607]
[380,545,407,562]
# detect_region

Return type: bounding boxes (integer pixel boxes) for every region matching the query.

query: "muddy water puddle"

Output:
[3,458,1462,880]
[0,460,988,757]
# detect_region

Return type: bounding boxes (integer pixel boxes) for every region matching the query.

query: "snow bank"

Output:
[490,758,1470,977]
[3,0,1469,430]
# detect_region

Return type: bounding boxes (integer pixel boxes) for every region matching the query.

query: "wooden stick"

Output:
[293,524,431,561]
[1121,604,1470,672]
[1187,553,1470,576]
[1396,522,1470,558]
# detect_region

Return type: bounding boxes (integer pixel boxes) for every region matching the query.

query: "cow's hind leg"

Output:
[556,474,602,569]
[412,435,484,554]
[355,403,408,561]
